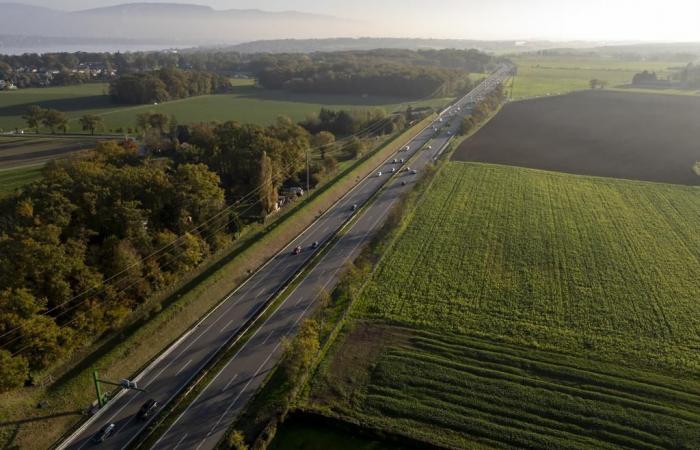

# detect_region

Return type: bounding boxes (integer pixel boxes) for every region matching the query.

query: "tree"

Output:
[227,431,249,450]
[136,111,171,136]
[79,114,104,135]
[42,109,68,134]
[0,350,28,392]
[343,136,366,160]
[459,116,475,136]
[589,79,607,90]
[283,319,320,383]
[22,105,46,134]
[258,151,278,215]
[311,131,336,160]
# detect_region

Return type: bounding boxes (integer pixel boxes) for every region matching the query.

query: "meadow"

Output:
[307,162,700,449]
[510,55,698,99]
[0,80,451,133]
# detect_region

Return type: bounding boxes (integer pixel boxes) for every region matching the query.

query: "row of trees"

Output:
[301,108,401,136]
[459,84,506,135]
[22,106,104,135]
[2,48,496,93]
[109,67,230,104]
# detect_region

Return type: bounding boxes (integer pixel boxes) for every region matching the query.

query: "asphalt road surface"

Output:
[58,65,513,450]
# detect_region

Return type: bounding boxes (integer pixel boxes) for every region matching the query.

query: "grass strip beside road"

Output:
[0,115,436,450]
[0,164,44,193]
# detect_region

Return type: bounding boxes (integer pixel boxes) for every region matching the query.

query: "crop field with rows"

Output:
[357,162,700,374]
[310,324,700,450]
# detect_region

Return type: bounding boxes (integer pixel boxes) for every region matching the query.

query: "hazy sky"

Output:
[17,0,700,41]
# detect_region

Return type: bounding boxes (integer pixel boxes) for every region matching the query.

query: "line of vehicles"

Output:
[91,399,159,443]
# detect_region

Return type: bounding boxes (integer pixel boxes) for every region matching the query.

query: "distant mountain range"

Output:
[0,2,353,46]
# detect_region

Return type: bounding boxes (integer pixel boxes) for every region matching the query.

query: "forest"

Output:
[109,67,230,104]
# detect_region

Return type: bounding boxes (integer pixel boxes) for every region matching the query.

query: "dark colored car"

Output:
[311,241,319,249]
[293,246,302,255]
[138,399,159,420]
[92,423,115,443]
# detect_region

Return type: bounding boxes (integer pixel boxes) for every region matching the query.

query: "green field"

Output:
[510,55,698,99]
[307,162,700,449]
[0,164,43,193]
[0,80,451,133]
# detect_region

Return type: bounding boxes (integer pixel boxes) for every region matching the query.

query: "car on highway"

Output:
[411,169,418,174]
[92,423,115,443]
[403,145,410,151]
[399,159,404,163]
[402,181,407,186]
[391,168,396,173]
[138,399,159,420]
[293,246,302,255]
[427,145,432,150]
[392,158,397,164]
[311,241,319,249]
[351,204,358,211]
[377,171,382,177]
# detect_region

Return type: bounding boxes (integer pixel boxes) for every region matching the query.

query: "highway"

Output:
[57,65,512,450]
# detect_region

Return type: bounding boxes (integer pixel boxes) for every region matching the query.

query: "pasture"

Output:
[307,162,700,449]
[510,55,697,99]
[453,90,700,185]
[0,80,451,133]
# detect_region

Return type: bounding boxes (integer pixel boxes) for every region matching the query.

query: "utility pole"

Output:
[93,368,146,408]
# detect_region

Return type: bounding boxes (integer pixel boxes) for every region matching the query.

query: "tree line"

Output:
[1,48,496,92]
[21,105,105,135]
[109,67,230,105]
[252,50,488,98]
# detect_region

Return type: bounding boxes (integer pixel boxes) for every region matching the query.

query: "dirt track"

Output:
[453,90,700,185]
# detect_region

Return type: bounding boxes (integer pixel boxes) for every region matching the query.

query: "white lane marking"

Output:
[220,318,235,334]
[261,330,275,345]
[257,288,266,298]
[173,433,188,450]
[175,359,192,377]
[221,374,239,392]
[203,340,284,443]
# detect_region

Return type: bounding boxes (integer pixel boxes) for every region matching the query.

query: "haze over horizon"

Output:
[9,0,700,42]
